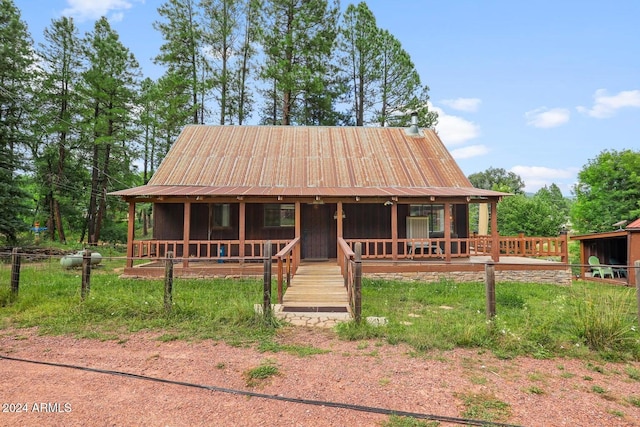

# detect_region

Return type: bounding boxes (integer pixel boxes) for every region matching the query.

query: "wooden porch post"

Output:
[337,201,344,260]
[337,201,344,238]
[579,240,587,280]
[295,201,301,266]
[126,201,135,268]
[444,202,451,262]
[183,201,191,268]
[560,230,569,264]
[490,200,500,262]
[239,201,246,262]
[391,202,398,260]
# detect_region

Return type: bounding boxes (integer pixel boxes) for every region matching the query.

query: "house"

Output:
[110,123,569,283]
[570,218,640,285]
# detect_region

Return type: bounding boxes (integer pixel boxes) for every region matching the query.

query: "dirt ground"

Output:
[1,326,639,427]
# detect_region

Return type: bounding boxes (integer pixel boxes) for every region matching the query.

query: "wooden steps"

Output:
[281,263,350,314]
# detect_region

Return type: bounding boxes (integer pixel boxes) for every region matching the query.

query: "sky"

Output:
[13,0,640,195]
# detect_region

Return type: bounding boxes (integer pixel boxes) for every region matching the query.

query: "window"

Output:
[264,204,295,227]
[409,204,444,232]
[211,204,230,228]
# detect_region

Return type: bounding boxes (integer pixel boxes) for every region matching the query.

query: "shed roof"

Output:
[111,125,507,199]
[627,218,640,229]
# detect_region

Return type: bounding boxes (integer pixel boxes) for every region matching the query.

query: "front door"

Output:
[302,203,330,259]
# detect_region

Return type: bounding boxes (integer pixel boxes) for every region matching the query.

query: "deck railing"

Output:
[343,234,568,261]
[131,239,292,262]
[130,234,567,264]
[274,237,300,304]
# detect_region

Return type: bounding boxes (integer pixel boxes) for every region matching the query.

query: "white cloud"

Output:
[431,104,481,146]
[577,89,640,118]
[110,12,125,23]
[440,97,481,113]
[62,0,137,22]
[524,107,570,128]
[450,145,489,159]
[510,165,578,193]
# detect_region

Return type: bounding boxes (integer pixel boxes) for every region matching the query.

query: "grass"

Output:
[0,258,276,343]
[257,340,330,357]
[627,395,640,407]
[1,260,639,362]
[244,359,280,387]
[335,277,640,361]
[382,415,439,427]
[456,392,511,423]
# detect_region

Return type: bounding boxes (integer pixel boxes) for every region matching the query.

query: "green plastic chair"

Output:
[588,256,614,279]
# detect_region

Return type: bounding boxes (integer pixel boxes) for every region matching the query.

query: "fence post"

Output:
[263,241,272,317]
[10,247,21,301]
[354,242,362,323]
[635,260,640,328]
[485,262,496,320]
[164,251,174,313]
[81,249,91,301]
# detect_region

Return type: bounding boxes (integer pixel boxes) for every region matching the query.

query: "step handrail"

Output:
[275,237,300,304]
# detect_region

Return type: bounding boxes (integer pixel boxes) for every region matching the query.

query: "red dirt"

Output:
[1,327,639,427]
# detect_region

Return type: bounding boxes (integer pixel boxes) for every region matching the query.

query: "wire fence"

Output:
[1,249,639,330]
[0,249,266,334]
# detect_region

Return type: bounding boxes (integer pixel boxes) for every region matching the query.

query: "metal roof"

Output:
[627,218,640,229]
[111,125,508,199]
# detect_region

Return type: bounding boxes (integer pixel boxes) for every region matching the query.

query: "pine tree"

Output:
[338,2,437,128]
[0,0,34,244]
[338,2,381,126]
[81,17,140,244]
[202,0,261,125]
[154,0,206,124]
[376,29,421,126]
[33,16,84,243]
[260,0,339,125]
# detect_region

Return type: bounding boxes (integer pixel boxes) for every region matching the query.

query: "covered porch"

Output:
[119,194,569,284]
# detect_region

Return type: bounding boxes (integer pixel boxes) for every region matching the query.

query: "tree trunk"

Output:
[87,141,100,244]
[53,199,66,244]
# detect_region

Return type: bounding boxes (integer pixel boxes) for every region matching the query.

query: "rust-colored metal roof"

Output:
[111,125,507,198]
[627,218,640,229]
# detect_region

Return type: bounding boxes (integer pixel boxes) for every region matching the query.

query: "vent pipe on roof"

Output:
[405,112,420,136]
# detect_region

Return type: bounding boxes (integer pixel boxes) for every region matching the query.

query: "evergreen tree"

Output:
[201,0,240,125]
[231,0,261,125]
[34,16,84,243]
[154,0,206,124]
[81,17,140,244]
[0,0,34,243]
[338,2,381,126]
[138,78,161,183]
[155,72,192,157]
[260,0,340,125]
[338,2,436,127]
[375,29,421,126]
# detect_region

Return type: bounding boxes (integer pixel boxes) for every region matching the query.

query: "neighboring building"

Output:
[571,218,640,285]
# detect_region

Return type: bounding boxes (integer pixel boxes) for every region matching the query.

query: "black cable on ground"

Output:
[1,354,521,427]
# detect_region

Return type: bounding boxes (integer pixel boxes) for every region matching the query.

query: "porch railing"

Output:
[130,234,567,264]
[343,234,568,261]
[131,239,292,262]
[274,237,300,304]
